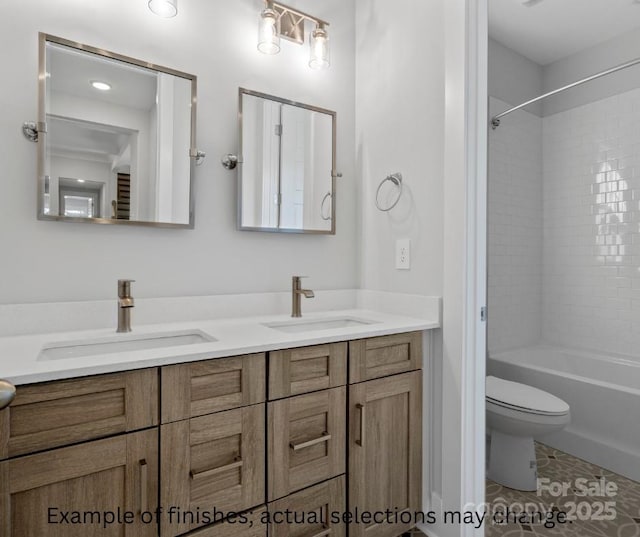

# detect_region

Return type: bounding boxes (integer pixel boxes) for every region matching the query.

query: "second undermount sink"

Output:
[263,316,377,334]
[38,329,216,361]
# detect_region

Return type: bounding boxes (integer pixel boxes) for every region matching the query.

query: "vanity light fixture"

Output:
[90,80,111,91]
[257,0,331,70]
[258,4,280,54]
[148,0,177,18]
[309,23,329,70]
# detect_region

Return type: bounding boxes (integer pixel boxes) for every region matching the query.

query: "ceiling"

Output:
[47,42,158,110]
[489,0,640,65]
[48,116,133,164]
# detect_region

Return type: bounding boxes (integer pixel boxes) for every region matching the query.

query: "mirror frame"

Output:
[237,88,337,235]
[37,33,198,229]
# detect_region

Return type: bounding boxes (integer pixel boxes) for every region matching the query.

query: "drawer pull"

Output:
[356,403,365,447]
[139,459,148,514]
[190,456,243,480]
[309,525,331,537]
[289,432,331,451]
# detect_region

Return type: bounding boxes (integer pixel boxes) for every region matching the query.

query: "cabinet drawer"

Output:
[0,368,158,459]
[269,343,347,400]
[0,428,158,537]
[161,353,265,423]
[161,404,265,537]
[348,331,422,383]
[268,475,345,537]
[181,507,267,537]
[268,387,345,501]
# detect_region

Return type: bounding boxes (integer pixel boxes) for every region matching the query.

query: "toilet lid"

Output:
[486,376,570,415]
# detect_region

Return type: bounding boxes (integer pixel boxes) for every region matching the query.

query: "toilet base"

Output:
[487,430,537,491]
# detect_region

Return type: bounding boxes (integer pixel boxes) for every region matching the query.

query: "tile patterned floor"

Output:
[486,443,640,537]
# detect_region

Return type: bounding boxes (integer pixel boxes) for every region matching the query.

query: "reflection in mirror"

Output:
[239,89,336,234]
[38,35,197,227]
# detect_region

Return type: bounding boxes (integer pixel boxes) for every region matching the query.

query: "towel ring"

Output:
[320,192,332,221]
[375,173,403,212]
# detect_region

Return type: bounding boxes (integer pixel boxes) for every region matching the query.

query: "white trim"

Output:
[461,0,488,534]
[433,1,488,536]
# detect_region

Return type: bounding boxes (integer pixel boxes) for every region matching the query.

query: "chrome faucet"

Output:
[292,276,315,317]
[117,279,135,333]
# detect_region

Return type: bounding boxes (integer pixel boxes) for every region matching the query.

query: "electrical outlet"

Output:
[396,239,411,270]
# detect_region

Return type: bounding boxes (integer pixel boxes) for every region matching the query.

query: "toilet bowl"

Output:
[486,376,570,491]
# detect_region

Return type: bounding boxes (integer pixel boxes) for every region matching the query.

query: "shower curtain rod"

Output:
[490,55,640,129]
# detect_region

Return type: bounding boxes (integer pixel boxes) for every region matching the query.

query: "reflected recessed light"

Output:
[91,81,111,91]
[77,179,85,183]
[148,0,177,18]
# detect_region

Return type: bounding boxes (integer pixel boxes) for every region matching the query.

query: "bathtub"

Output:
[488,344,640,482]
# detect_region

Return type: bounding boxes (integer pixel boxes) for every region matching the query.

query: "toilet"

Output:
[486,376,570,491]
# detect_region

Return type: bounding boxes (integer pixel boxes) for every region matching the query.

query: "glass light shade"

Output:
[258,8,280,55]
[148,0,177,18]
[309,27,330,70]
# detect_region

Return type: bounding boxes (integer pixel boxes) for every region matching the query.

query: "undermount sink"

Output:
[263,316,377,334]
[38,329,216,361]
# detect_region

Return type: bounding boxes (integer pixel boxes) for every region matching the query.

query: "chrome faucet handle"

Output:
[0,379,16,410]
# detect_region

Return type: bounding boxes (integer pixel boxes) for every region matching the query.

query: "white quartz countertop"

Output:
[0,309,439,385]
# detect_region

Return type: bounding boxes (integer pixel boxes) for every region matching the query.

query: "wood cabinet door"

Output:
[0,369,158,459]
[268,342,347,399]
[0,429,158,537]
[268,387,345,501]
[349,371,422,537]
[268,475,345,537]
[161,404,265,537]
[161,353,265,423]
[348,332,422,384]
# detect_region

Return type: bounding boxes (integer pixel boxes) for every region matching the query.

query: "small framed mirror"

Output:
[37,34,198,228]
[238,88,337,234]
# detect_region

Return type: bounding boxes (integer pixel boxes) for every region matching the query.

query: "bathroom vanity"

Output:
[0,327,427,537]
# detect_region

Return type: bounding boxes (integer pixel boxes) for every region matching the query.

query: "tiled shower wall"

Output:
[488,98,543,353]
[542,89,640,357]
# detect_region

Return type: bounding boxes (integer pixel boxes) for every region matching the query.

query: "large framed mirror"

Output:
[37,34,198,228]
[238,88,337,234]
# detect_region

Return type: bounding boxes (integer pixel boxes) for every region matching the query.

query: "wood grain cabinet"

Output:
[161,353,265,423]
[268,386,346,500]
[348,333,422,537]
[0,368,158,460]
[0,428,158,537]
[160,404,266,537]
[349,331,422,384]
[268,476,346,537]
[0,330,426,537]
[181,507,267,537]
[268,343,346,399]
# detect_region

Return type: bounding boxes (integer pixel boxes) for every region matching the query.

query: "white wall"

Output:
[0,0,356,304]
[543,27,640,116]
[487,97,543,353]
[542,89,640,357]
[355,0,444,297]
[488,38,543,116]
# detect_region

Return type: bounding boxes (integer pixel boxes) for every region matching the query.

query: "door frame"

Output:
[426,1,488,536]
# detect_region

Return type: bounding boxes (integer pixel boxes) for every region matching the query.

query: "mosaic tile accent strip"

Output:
[486,443,640,537]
